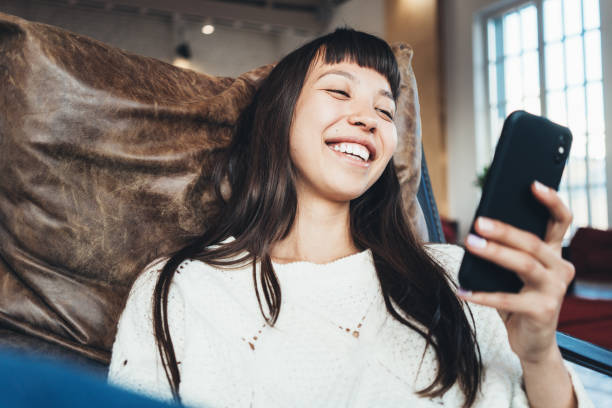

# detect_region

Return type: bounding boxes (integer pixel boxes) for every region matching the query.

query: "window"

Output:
[485,0,607,235]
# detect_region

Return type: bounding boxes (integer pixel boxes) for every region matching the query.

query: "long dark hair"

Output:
[153,28,482,407]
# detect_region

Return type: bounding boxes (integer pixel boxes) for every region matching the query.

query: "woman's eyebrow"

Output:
[317,69,394,102]
[316,69,355,82]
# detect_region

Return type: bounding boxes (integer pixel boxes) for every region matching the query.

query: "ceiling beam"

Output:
[118,0,326,33]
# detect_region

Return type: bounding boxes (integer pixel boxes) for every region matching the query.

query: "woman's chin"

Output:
[294,171,376,204]
[320,182,371,203]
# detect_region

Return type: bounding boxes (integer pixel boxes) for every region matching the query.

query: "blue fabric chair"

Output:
[0,349,175,407]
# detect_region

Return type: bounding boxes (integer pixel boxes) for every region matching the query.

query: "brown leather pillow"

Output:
[0,12,424,365]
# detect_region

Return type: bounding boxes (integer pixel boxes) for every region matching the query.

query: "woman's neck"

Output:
[270,198,359,265]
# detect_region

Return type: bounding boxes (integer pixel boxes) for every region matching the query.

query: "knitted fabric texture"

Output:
[108,243,592,407]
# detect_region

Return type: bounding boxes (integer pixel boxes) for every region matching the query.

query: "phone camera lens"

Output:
[554,142,566,164]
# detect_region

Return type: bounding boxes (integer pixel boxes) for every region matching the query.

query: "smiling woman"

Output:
[107,28,593,408]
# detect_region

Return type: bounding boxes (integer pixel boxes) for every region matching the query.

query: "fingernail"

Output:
[477,217,494,231]
[457,288,473,297]
[467,234,487,248]
[534,180,548,194]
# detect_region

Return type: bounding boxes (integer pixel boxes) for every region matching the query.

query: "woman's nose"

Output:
[348,112,378,133]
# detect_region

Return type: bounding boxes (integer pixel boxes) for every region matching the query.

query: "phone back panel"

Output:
[458,111,572,293]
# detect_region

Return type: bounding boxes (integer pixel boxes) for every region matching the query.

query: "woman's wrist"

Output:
[520,345,577,408]
[519,341,561,367]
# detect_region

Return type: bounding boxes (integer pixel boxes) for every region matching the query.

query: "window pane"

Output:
[571,132,587,159]
[520,5,538,51]
[567,86,587,136]
[563,0,583,36]
[506,99,524,115]
[583,0,600,30]
[588,133,606,161]
[544,0,563,42]
[489,63,498,105]
[584,30,602,81]
[505,56,523,104]
[569,156,587,186]
[545,42,565,90]
[559,171,570,199]
[565,36,584,86]
[590,186,609,229]
[490,107,505,150]
[586,81,605,134]
[523,50,540,97]
[488,20,498,62]
[547,90,567,125]
[588,155,606,184]
[524,97,541,115]
[503,12,521,56]
[558,179,574,243]
[570,186,589,227]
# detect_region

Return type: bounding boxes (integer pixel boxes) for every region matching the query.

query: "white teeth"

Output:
[330,142,370,162]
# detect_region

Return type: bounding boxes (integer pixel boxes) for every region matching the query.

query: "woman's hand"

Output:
[459,180,575,362]
[459,180,578,407]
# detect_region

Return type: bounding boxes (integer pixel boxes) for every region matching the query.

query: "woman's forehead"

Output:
[306,59,392,90]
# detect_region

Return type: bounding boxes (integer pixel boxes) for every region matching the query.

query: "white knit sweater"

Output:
[108,242,592,407]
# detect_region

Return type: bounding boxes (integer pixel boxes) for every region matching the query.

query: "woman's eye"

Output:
[326,89,350,97]
[378,108,394,120]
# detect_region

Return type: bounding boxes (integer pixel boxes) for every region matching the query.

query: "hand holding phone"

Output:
[460,181,578,406]
[458,110,572,293]
[456,111,579,407]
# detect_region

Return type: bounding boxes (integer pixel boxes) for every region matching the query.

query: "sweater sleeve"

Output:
[471,296,593,408]
[107,258,185,403]
[425,244,594,408]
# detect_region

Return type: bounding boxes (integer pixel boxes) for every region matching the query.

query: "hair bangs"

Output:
[316,28,401,101]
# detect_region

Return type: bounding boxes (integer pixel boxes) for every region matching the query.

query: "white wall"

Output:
[179,21,281,77]
[0,0,306,76]
[277,0,385,62]
[442,0,612,240]
[442,0,493,241]
[1,0,385,76]
[1,1,175,61]
[326,0,385,38]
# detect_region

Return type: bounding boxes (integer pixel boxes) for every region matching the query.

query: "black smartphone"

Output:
[458,110,572,293]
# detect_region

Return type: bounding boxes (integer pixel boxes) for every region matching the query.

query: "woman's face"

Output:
[289,60,398,204]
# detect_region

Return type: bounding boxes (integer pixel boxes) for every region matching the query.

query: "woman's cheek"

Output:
[383,127,398,160]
